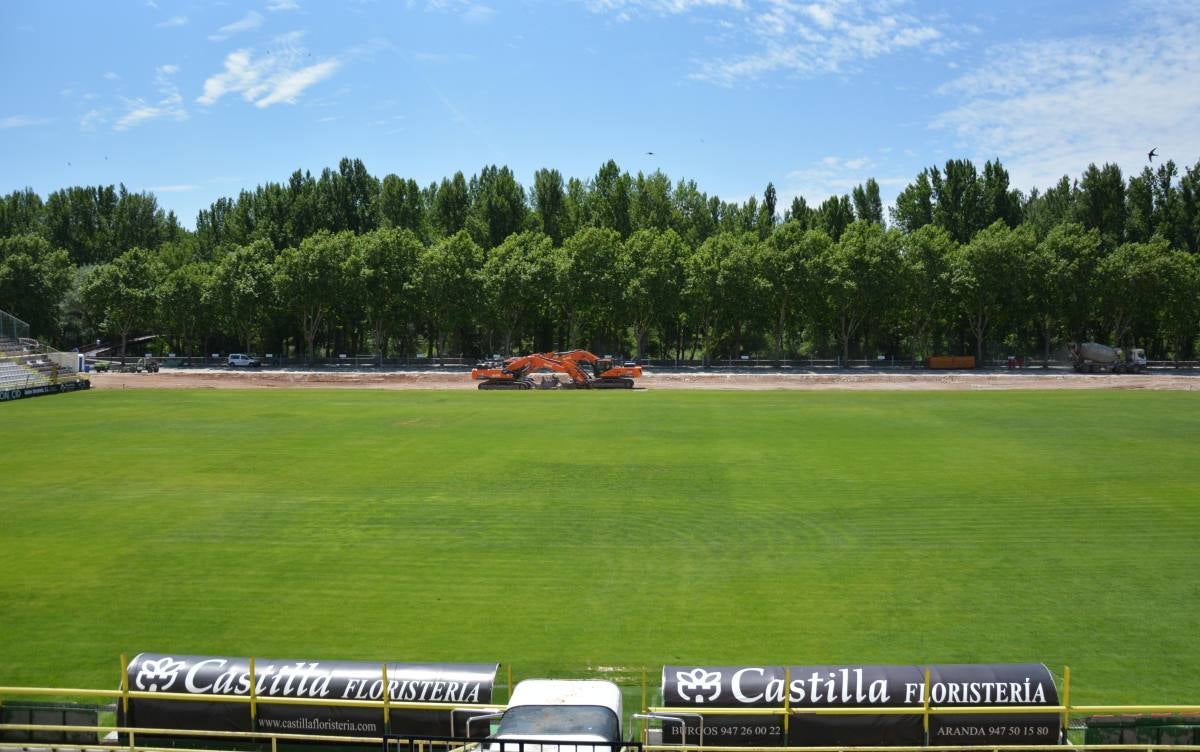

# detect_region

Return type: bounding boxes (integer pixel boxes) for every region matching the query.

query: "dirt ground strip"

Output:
[88,368,1200,391]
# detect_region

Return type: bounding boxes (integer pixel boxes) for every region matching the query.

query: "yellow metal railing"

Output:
[644,666,1200,722]
[1,653,508,715]
[637,667,1200,750]
[3,661,1200,752]
[0,654,509,752]
[0,685,507,712]
[642,705,1200,718]
[0,723,381,745]
[641,747,1200,752]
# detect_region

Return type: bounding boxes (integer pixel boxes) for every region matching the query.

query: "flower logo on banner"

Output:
[135,656,186,692]
[676,669,722,704]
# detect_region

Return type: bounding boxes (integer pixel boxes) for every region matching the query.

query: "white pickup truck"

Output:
[489,679,624,752]
[227,353,261,367]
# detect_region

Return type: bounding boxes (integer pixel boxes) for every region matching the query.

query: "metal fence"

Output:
[129,355,1200,372]
[4,662,1200,752]
[384,736,642,752]
[140,355,478,370]
[0,309,30,342]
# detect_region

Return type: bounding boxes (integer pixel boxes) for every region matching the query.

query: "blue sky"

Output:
[3,0,1198,228]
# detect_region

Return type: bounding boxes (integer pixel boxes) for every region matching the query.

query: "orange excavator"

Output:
[471,350,642,390]
[545,350,643,385]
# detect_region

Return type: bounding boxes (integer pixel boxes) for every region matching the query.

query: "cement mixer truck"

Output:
[1069,342,1147,373]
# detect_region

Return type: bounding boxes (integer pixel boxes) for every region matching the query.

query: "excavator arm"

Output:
[472,353,591,389]
[472,351,640,390]
[545,350,643,381]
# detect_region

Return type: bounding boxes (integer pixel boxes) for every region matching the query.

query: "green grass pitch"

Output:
[1,388,1198,704]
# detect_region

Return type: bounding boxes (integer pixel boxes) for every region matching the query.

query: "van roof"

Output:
[508,679,622,713]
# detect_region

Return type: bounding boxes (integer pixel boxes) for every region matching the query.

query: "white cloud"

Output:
[254,59,339,107]
[80,109,106,131]
[585,0,747,15]
[114,65,187,131]
[804,4,835,29]
[104,71,120,80]
[422,0,500,22]
[462,4,495,22]
[783,155,906,205]
[198,51,259,105]
[587,0,949,85]
[707,4,948,84]
[209,11,264,41]
[934,3,1200,190]
[267,0,300,10]
[431,85,468,125]
[146,184,197,193]
[115,103,172,130]
[156,15,188,27]
[198,34,340,108]
[0,115,52,129]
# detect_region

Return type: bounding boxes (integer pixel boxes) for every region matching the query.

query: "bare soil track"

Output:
[89,368,1200,391]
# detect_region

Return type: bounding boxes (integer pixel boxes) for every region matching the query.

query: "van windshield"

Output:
[496,706,619,740]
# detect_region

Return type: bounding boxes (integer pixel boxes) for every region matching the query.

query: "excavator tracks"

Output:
[478,379,534,390]
[590,377,635,389]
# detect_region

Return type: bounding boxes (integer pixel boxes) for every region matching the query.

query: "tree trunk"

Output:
[1043,320,1052,365]
[776,303,786,360]
[974,311,985,364]
[840,313,852,366]
[910,320,926,367]
[374,319,384,365]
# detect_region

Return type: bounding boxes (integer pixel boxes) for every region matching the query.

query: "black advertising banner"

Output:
[661,666,787,746]
[662,664,1060,747]
[787,665,925,747]
[120,654,498,741]
[926,664,1060,746]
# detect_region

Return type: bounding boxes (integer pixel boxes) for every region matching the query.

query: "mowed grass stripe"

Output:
[0,389,1197,706]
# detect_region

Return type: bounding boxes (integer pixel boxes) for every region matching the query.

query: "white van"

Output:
[490,680,624,752]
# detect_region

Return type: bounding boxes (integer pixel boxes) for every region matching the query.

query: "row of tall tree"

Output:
[2,156,1199,361]
[28,217,1199,364]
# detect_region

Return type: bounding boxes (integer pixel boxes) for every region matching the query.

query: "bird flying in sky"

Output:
[1148,147,1158,162]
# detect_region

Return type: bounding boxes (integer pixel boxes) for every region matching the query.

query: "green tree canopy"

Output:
[815,220,901,363]
[949,221,1035,362]
[274,231,350,359]
[80,246,164,355]
[0,234,73,340]
[415,230,482,356]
